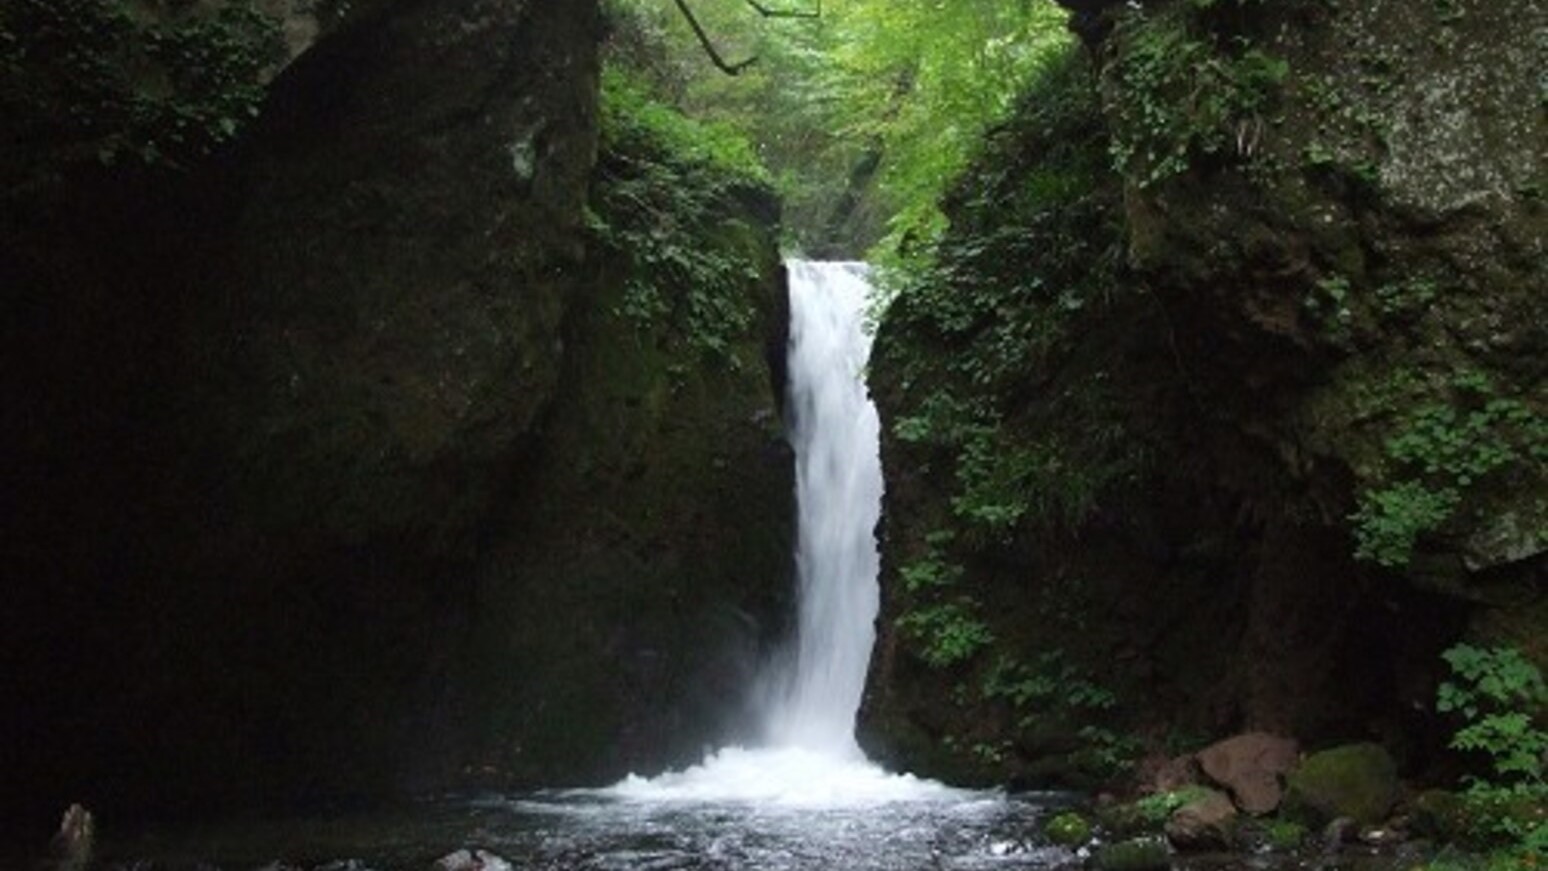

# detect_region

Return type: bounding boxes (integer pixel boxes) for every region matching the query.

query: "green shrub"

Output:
[0,0,282,181]
[1107,5,1288,186]
[591,65,771,364]
[1351,373,1546,568]
[1435,644,1548,853]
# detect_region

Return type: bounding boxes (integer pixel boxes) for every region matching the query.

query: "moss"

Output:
[1264,819,1308,851]
[1045,811,1094,846]
[1285,743,1398,825]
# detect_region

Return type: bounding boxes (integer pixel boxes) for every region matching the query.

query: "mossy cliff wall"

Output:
[1,0,792,827]
[862,0,1544,786]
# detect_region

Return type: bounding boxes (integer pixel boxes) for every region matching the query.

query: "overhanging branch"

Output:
[672,0,823,76]
[673,0,759,75]
[744,0,821,19]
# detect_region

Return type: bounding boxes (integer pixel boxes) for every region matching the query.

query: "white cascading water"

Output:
[764,260,882,756]
[601,261,955,806]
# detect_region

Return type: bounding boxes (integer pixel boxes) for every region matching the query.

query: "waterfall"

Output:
[601,261,954,806]
[764,260,883,757]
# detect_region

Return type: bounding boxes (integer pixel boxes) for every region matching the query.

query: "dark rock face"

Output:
[204,0,602,552]
[862,0,1542,785]
[442,209,794,787]
[1,0,792,827]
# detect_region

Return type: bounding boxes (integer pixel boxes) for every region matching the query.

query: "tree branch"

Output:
[744,0,821,19]
[673,0,759,76]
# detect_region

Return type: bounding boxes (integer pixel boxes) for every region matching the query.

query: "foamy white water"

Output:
[602,746,958,807]
[596,262,955,807]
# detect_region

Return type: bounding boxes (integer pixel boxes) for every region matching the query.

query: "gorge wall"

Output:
[861,0,1545,787]
[1,0,791,828]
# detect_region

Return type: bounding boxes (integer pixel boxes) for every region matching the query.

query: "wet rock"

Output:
[1409,788,1469,841]
[1045,811,1093,846]
[434,849,513,871]
[1285,743,1397,825]
[1090,837,1170,871]
[1358,825,1403,847]
[1196,732,1298,815]
[45,804,94,871]
[1321,816,1358,853]
[1164,789,1238,851]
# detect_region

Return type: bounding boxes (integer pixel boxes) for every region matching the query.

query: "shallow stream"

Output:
[102,784,1078,870]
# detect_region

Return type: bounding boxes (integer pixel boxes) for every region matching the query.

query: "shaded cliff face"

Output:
[2,0,793,827]
[446,193,793,788]
[862,0,1543,787]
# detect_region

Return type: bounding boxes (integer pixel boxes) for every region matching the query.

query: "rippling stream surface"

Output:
[104,786,1080,870]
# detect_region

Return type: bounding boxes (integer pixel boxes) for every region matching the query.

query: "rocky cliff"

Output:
[1,0,792,827]
[862,0,1544,787]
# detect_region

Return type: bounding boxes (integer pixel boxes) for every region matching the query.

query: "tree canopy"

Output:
[605,0,1072,256]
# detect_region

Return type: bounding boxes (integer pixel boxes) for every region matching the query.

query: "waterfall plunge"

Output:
[602,261,953,806]
[764,260,883,757]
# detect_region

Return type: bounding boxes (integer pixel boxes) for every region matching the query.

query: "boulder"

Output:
[1285,743,1397,825]
[1196,732,1299,815]
[1164,789,1238,851]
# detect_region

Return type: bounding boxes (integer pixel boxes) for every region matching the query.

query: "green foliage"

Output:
[1132,786,1215,824]
[1351,481,1460,567]
[1434,645,1548,857]
[983,651,1118,712]
[895,599,994,668]
[592,66,769,364]
[824,0,1071,254]
[1351,372,1546,567]
[1107,4,1288,186]
[1264,819,1308,850]
[879,50,1137,551]
[894,528,989,667]
[1438,645,1547,789]
[600,65,769,184]
[1304,274,1354,338]
[0,0,282,183]
[981,650,1137,778]
[602,0,1069,253]
[1376,276,1440,317]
